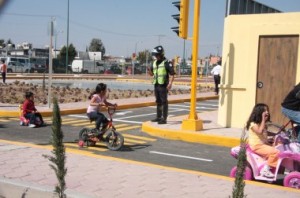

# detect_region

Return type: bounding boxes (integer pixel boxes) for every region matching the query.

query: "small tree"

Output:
[231,129,248,198]
[0,39,6,48]
[58,43,77,65]
[43,97,67,198]
[137,50,152,64]
[88,38,106,58]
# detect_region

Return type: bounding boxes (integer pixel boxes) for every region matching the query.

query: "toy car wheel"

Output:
[283,172,300,189]
[230,166,253,180]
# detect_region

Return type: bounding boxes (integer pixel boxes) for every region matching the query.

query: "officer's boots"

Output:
[158,104,168,124]
[151,105,162,122]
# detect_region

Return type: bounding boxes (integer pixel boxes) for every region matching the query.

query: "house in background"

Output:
[218,0,300,127]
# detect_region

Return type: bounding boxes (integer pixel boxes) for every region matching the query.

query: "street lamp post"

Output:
[66,0,69,73]
[48,18,54,108]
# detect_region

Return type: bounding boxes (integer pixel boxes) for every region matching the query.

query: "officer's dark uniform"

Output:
[150,46,175,124]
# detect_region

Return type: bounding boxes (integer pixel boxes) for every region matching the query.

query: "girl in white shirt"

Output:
[87,83,117,137]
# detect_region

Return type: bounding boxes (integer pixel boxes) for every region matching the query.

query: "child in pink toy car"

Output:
[246,103,280,178]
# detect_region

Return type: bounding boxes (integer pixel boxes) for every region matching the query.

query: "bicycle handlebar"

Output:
[107,106,116,116]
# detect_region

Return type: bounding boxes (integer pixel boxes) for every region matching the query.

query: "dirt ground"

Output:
[0,80,213,105]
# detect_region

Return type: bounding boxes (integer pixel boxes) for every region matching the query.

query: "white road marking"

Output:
[115,111,132,116]
[170,104,191,108]
[149,151,213,162]
[115,113,156,119]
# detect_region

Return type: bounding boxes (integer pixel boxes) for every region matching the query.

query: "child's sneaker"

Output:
[260,166,274,178]
[29,124,36,128]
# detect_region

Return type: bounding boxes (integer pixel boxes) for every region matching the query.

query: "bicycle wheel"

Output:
[105,131,124,151]
[79,128,90,141]
[78,128,95,146]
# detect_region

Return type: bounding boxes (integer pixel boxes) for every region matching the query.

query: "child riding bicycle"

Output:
[86,83,117,140]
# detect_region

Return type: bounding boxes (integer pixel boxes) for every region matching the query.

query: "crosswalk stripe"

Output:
[116,125,140,131]
[0,119,10,122]
[125,138,146,144]
[122,134,156,142]
[61,118,77,122]
[112,124,129,128]
[8,118,19,121]
[71,122,92,126]
[81,124,96,128]
[124,142,135,146]
[62,120,88,124]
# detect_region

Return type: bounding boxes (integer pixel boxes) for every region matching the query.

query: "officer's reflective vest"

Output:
[152,60,167,85]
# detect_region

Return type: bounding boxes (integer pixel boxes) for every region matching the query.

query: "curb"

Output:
[141,121,240,148]
[0,96,218,118]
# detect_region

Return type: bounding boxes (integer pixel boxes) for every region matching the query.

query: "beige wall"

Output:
[218,12,300,128]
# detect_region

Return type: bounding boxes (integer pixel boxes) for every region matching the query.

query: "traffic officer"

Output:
[147,46,175,124]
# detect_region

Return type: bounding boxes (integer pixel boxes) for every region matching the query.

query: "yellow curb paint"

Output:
[0,138,297,193]
[141,121,240,148]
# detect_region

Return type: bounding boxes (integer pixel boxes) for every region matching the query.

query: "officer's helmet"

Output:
[151,46,164,57]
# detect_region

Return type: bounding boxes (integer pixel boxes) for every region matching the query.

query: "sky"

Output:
[0,0,299,59]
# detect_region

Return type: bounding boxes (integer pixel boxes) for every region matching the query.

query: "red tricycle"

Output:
[19,105,43,127]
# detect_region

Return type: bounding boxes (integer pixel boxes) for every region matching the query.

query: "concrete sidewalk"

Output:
[1,92,300,197]
[0,140,299,198]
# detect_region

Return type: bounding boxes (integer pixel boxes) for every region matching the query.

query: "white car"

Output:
[7,61,33,73]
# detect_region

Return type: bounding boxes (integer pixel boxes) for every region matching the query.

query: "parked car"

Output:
[30,63,47,73]
[102,64,122,75]
[29,58,48,73]
[7,61,33,73]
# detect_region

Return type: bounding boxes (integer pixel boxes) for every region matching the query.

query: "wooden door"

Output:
[256,35,299,124]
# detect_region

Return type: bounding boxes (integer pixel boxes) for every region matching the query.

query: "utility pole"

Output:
[48,18,54,108]
[65,0,69,73]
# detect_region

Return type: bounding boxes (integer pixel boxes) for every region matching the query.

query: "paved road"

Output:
[0,100,242,177]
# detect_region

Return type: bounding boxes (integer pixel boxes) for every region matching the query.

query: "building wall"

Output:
[218,12,300,128]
